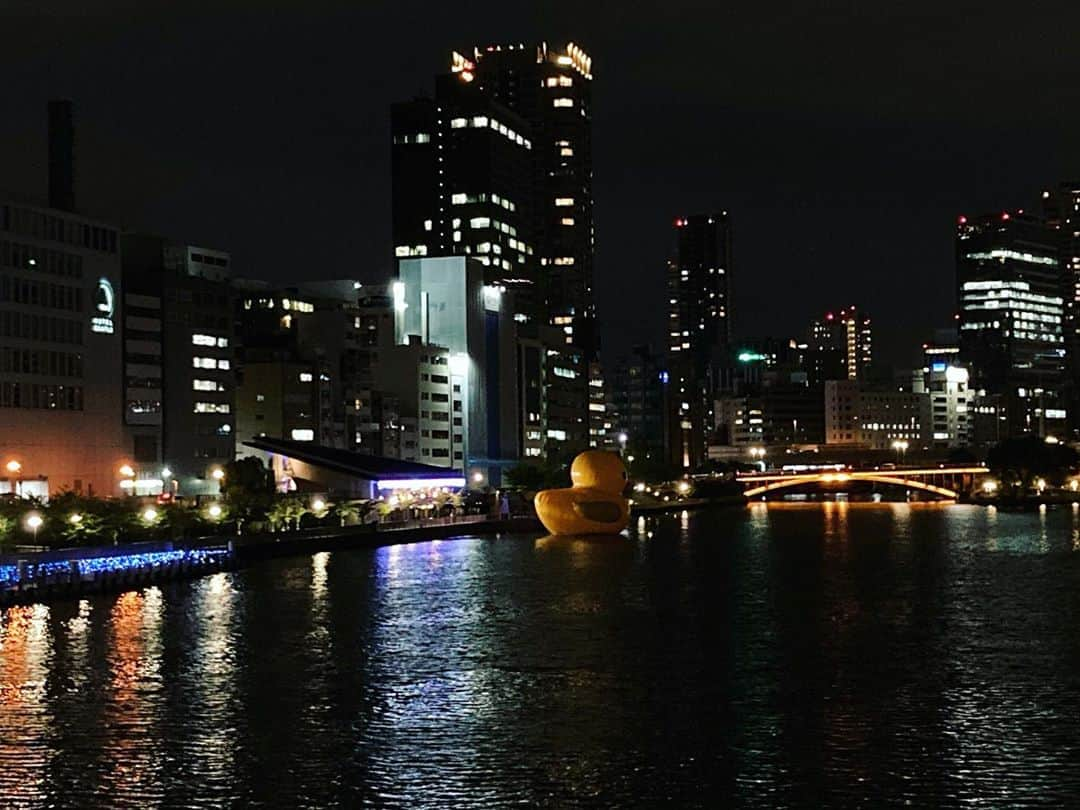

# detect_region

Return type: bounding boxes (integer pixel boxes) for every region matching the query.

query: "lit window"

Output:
[291,429,314,441]
[450,118,467,128]
[555,197,574,207]
[193,379,221,391]
[395,245,410,257]
[191,334,217,346]
[471,115,488,128]
[415,133,430,144]
[553,98,573,108]
[560,147,573,157]
[560,217,575,226]
[554,257,575,266]
[451,193,467,205]
[299,372,313,382]
[470,217,490,229]
[423,219,432,231]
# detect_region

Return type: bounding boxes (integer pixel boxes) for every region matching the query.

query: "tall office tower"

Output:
[1041,183,1080,437]
[956,211,1066,437]
[391,73,536,319]
[122,236,235,494]
[665,213,732,470]
[807,306,872,385]
[462,42,597,357]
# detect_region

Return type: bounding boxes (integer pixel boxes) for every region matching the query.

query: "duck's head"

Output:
[570,450,628,494]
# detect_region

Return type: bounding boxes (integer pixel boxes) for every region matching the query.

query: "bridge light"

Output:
[1036,478,1047,493]
[982,480,998,494]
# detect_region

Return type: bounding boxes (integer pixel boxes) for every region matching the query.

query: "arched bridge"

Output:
[736,466,989,500]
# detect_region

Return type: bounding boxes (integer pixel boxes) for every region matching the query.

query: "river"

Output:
[2,502,1080,807]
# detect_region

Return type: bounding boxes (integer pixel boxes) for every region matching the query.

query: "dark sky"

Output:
[3,1,1079,367]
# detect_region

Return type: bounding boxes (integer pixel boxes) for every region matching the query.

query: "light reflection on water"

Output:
[1,504,1080,807]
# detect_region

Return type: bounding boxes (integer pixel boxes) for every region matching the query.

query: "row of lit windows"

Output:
[194,402,231,414]
[193,357,231,370]
[392,133,431,145]
[193,379,225,392]
[448,116,532,149]
[450,192,517,212]
[192,333,229,348]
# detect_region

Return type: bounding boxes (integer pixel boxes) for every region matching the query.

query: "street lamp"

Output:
[25,512,43,540]
[207,503,223,520]
[891,439,909,463]
[6,459,22,496]
[749,446,766,471]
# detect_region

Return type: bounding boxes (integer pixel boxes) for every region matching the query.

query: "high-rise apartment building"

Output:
[808,306,872,384]
[665,213,733,470]
[956,211,1066,437]
[461,42,597,355]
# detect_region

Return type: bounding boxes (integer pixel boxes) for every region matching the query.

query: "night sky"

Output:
[3,1,1078,367]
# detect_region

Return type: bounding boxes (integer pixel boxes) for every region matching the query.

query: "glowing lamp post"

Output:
[25,512,43,541]
[749,446,766,471]
[6,459,22,496]
[891,440,909,464]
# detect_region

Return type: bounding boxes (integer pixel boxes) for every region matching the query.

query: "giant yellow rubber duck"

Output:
[534,450,630,536]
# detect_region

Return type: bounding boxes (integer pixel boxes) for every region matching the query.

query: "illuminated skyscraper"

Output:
[391,73,536,319]
[1041,182,1080,436]
[956,211,1066,437]
[807,306,872,384]
[665,213,733,469]
[463,42,598,357]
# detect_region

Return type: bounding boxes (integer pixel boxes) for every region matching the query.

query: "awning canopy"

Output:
[242,437,465,489]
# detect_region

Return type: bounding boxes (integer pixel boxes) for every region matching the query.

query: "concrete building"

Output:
[607,345,667,460]
[911,341,974,449]
[825,380,924,449]
[0,197,127,497]
[395,256,518,484]
[121,235,235,495]
[375,336,464,468]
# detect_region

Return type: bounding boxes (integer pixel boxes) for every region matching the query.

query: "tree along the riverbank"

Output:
[986,436,1079,493]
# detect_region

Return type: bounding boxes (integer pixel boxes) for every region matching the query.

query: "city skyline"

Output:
[4,2,1079,365]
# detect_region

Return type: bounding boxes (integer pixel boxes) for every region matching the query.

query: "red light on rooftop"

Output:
[958,215,967,225]
[826,312,834,320]
[674,218,685,227]
[1002,212,1010,221]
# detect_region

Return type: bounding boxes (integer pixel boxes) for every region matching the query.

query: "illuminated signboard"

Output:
[738,351,767,363]
[91,277,115,334]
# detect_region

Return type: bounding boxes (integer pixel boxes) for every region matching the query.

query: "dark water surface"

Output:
[3,503,1080,807]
